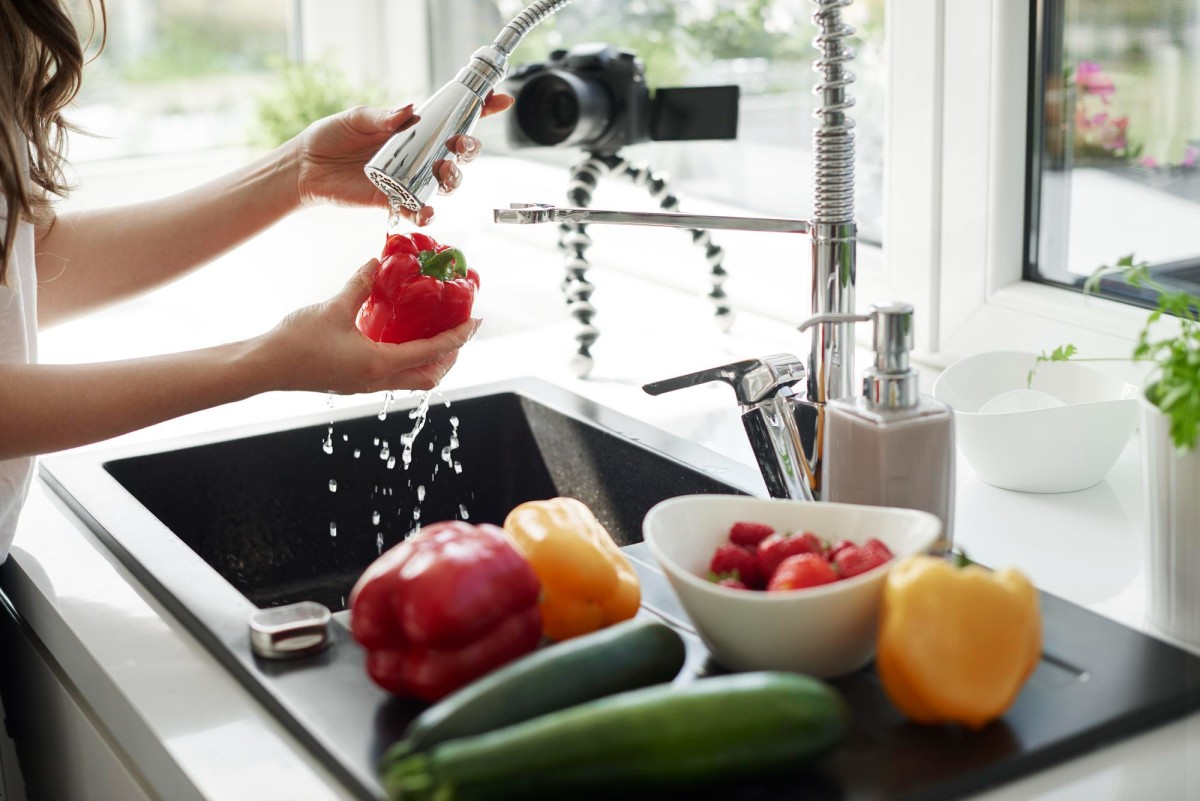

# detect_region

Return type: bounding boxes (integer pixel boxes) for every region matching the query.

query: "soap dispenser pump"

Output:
[799,304,955,553]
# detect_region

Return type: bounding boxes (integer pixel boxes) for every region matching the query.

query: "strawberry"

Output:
[729,521,775,547]
[757,530,824,580]
[709,543,765,589]
[714,577,750,590]
[767,553,839,591]
[825,539,856,561]
[833,538,894,579]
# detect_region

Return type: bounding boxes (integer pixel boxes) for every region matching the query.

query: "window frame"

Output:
[888,0,1159,370]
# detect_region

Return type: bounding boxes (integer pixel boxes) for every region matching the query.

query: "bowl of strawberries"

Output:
[643,495,942,678]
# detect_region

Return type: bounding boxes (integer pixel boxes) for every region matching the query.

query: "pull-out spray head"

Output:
[364,0,574,211]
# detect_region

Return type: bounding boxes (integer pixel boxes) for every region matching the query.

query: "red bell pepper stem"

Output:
[420,248,468,280]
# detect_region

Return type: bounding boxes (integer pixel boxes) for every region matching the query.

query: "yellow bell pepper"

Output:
[503,497,641,642]
[876,555,1041,730]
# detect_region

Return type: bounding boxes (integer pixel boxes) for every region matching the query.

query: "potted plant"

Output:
[1035,256,1200,645]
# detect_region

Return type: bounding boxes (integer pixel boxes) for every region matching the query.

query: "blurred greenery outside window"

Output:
[65,0,384,161]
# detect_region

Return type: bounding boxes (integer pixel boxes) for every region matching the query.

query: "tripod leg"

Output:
[619,162,734,331]
[558,154,609,378]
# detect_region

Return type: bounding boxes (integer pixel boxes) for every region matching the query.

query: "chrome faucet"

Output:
[494,3,861,501]
[367,0,862,502]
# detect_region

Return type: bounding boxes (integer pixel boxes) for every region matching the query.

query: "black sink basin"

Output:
[41,377,760,800]
[98,383,749,612]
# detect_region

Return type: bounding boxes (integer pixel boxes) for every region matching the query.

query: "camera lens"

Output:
[514,71,612,148]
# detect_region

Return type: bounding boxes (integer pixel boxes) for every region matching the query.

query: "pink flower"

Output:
[1075,60,1115,102]
[1137,156,1159,169]
[1075,108,1129,152]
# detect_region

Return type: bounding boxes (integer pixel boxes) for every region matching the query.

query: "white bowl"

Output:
[643,495,941,678]
[932,351,1139,493]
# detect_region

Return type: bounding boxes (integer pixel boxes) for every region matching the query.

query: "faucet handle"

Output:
[642,354,806,406]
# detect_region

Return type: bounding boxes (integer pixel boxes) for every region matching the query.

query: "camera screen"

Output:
[649,86,739,142]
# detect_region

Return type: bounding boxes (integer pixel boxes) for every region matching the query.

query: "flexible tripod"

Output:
[557,152,733,378]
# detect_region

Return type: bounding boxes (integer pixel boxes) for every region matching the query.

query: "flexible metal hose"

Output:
[494,0,575,55]
[811,0,856,225]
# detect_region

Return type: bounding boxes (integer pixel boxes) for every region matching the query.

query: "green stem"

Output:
[419,248,467,280]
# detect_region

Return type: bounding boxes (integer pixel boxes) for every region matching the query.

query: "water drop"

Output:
[372,511,381,526]
[342,433,349,441]
[322,426,334,455]
[387,456,397,469]
[378,390,394,421]
[454,461,463,474]
[353,449,361,459]
[376,532,384,554]
[387,197,406,234]
[459,504,470,520]
[328,479,337,493]
[374,437,380,446]
[329,522,337,537]
[413,508,422,521]
[417,485,426,502]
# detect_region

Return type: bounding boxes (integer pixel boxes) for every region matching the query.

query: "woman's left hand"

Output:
[292,92,514,225]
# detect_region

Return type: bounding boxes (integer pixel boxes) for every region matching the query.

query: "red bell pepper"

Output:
[348,521,542,701]
[356,232,479,344]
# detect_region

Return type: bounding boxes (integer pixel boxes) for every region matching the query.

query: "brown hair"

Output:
[0,0,105,283]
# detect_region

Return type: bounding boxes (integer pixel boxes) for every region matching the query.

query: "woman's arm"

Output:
[34,106,407,327]
[0,260,478,460]
[33,94,513,327]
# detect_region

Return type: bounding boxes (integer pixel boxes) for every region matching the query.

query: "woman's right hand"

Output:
[255,259,480,395]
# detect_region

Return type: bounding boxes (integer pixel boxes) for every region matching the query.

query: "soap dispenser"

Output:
[803,304,955,553]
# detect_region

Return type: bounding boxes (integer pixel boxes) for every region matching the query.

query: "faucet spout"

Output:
[643,355,818,502]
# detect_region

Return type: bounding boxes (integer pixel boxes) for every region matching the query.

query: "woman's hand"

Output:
[293,93,515,225]
[256,260,481,394]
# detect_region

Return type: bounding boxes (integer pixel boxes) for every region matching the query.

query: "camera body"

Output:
[504,43,738,153]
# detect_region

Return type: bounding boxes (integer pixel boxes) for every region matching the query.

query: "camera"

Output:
[504,43,739,153]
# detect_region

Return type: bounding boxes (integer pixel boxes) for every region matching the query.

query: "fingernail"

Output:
[418,207,435,226]
[391,103,414,115]
[462,137,479,153]
[470,319,483,339]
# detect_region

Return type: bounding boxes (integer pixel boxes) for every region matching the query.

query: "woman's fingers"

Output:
[435,159,464,193]
[338,259,381,311]
[378,318,480,373]
[481,91,515,118]
[339,104,416,137]
[445,135,481,163]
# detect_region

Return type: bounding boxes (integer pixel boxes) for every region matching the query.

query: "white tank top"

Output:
[0,180,39,560]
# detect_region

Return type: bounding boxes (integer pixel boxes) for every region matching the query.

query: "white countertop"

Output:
[7,153,1199,801]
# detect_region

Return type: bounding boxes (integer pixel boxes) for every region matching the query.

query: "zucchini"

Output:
[382,617,686,763]
[382,671,849,801]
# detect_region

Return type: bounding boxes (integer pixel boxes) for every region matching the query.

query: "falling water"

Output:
[400,392,433,470]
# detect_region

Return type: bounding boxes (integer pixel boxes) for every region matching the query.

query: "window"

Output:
[435,0,887,244]
[1028,0,1200,309]
[66,0,293,162]
[887,0,1180,363]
